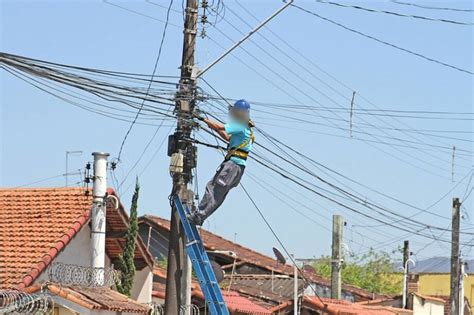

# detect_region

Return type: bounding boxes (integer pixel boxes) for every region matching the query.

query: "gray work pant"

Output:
[197,160,245,221]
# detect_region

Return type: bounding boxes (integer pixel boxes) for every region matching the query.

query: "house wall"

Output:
[35,224,152,304]
[131,266,153,303]
[36,225,96,283]
[418,273,474,314]
[36,226,113,284]
[412,295,444,315]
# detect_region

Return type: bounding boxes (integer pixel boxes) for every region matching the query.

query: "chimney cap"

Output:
[92,152,110,157]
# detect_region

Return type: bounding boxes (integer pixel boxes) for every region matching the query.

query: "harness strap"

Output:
[225,126,254,161]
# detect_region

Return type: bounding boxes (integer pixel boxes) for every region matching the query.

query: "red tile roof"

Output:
[0,188,91,289]
[193,290,272,314]
[224,291,272,315]
[0,187,153,290]
[412,292,445,304]
[152,266,272,314]
[27,284,151,313]
[141,215,384,300]
[141,215,284,271]
[273,296,412,315]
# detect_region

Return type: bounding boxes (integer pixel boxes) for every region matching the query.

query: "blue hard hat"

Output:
[231,99,251,112]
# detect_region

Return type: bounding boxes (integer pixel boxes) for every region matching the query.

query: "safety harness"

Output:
[225,122,255,161]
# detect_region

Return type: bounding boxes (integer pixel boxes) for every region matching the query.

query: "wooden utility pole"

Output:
[450,197,461,315]
[331,215,343,299]
[164,0,198,313]
[402,240,409,308]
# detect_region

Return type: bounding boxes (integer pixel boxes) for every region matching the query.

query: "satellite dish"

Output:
[302,264,316,275]
[211,260,225,283]
[272,247,286,265]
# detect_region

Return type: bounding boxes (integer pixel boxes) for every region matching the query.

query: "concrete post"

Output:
[91,152,109,285]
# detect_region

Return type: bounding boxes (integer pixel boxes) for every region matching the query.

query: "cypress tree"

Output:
[116,177,139,296]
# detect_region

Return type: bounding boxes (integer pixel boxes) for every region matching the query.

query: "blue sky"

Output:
[1,0,473,262]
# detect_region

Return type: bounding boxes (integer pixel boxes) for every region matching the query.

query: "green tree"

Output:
[116,178,140,296]
[313,249,402,295]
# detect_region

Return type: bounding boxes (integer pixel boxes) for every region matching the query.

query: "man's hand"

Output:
[201,118,230,141]
[192,111,205,121]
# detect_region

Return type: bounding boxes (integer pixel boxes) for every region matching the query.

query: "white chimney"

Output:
[91,152,109,284]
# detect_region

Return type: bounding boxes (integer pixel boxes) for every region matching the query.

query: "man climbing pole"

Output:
[188,99,255,225]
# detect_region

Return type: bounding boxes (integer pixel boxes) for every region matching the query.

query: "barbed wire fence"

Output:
[0,290,54,314]
[47,262,120,287]
[148,303,200,315]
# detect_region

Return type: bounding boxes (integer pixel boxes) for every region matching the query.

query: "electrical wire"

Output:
[196,124,474,245]
[314,0,473,25]
[212,5,474,167]
[196,80,474,242]
[238,182,328,306]
[98,0,472,173]
[103,0,181,28]
[390,0,474,13]
[12,173,71,188]
[199,79,452,227]
[232,0,473,162]
[203,26,471,177]
[117,0,175,162]
[1,65,175,128]
[291,3,473,75]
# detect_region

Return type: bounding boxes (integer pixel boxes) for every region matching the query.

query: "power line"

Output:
[315,0,473,25]
[117,115,171,191]
[222,98,474,116]
[1,54,178,113]
[12,173,75,188]
[195,120,474,249]
[204,16,472,175]
[207,97,464,180]
[390,0,474,13]
[117,0,175,162]
[205,99,474,150]
[198,81,462,227]
[291,3,473,75]
[201,40,462,179]
[196,126,406,248]
[103,0,181,27]
[238,182,328,306]
[196,81,474,240]
[0,52,181,82]
[232,0,473,164]
[198,123,473,242]
[218,4,474,160]
[108,0,474,173]
[254,126,460,221]
[119,123,175,196]
[1,64,175,127]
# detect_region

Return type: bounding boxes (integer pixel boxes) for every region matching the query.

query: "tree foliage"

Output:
[313,249,402,295]
[116,178,140,297]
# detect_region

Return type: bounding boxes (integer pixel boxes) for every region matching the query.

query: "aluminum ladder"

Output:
[173,196,229,315]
